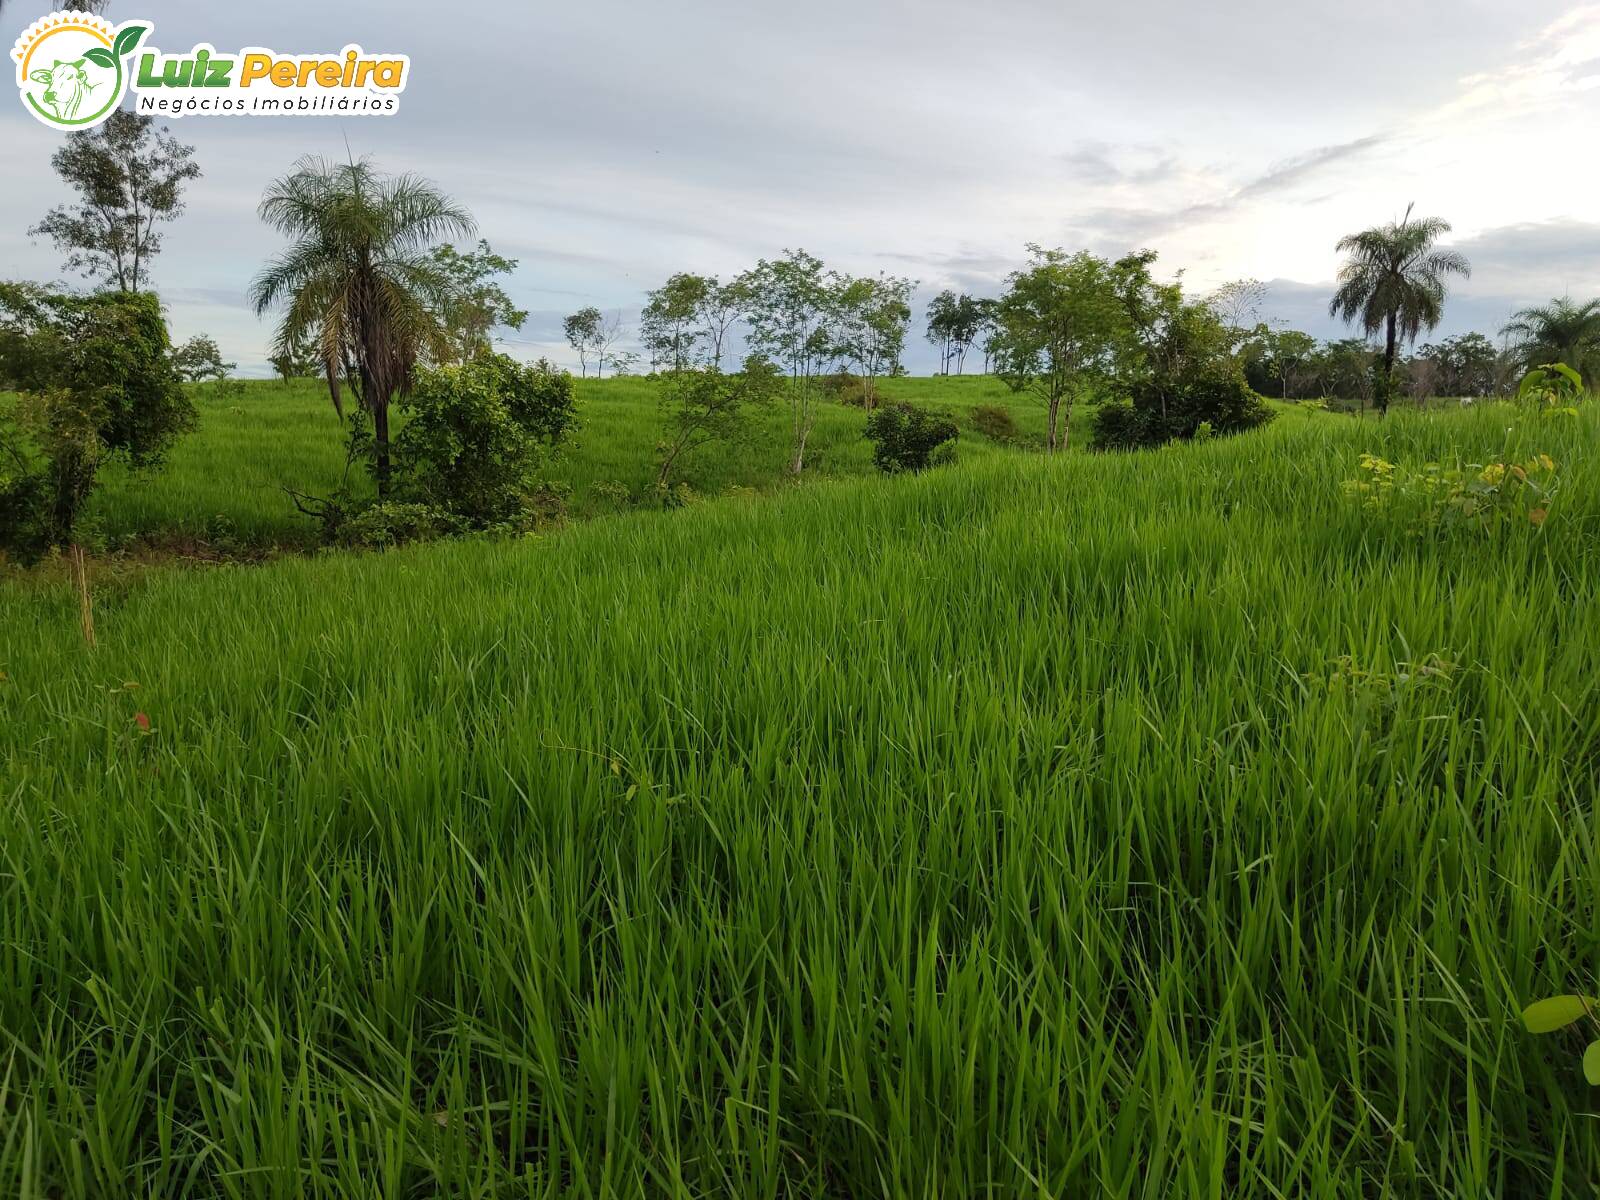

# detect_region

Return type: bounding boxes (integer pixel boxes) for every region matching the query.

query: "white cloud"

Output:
[0,0,1595,373]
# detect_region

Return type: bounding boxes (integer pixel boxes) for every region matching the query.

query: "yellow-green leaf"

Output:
[1584,1041,1600,1085]
[1523,995,1595,1033]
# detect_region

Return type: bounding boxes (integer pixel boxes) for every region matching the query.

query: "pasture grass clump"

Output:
[4,400,1600,1194]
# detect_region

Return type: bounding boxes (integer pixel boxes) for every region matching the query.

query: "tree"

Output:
[392,353,575,527]
[1207,278,1267,340]
[1329,205,1470,412]
[1258,329,1318,399]
[1416,332,1498,399]
[1091,252,1270,449]
[641,273,711,371]
[655,357,781,490]
[563,306,602,378]
[249,156,474,495]
[695,277,747,369]
[1403,354,1439,408]
[267,328,319,384]
[1325,339,1380,412]
[29,110,200,294]
[835,272,913,409]
[990,246,1125,452]
[1501,298,1600,385]
[171,333,235,384]
[0,0,110,12]
[427,240,527,363]
[0,285,192,560]
[974,298,1000,373]
[740,249,839,474]
[925,291,984,374]
[592,310,626,379]
[1108,250,1238,412]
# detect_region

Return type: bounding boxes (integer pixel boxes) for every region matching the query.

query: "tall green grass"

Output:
[3,402,1599,1195]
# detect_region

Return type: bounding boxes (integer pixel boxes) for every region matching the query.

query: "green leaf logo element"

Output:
[83,47,115,69]
[112,24,149,61]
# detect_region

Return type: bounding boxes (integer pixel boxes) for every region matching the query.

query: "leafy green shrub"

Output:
[336,502,460,550]
[589,480,634,512]
[864,402,959,474]
[0,285,193,562]
[1088,401,1154,451]
[393,353,575,528]
[969,404,1019,444]
[1093,365,1273,450]
[820,369,869,407]
[1516,363,1584,413]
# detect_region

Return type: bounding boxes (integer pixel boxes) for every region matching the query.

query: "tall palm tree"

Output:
[249,156,474,494]
[1501,297,1600,385]
[1329,205,1471,411]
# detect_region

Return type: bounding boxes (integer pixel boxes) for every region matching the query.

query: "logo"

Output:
[12,12,147,128]
[13,13,409,128]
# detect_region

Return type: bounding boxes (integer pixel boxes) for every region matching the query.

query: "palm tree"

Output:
[1501,297,1600,385]
[249,156,474,495]
[1329,205,1471,411]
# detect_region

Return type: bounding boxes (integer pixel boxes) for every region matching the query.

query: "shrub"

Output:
[336,501,460,550]
[392,354,575,528]
[820,369,869,407]
[969,404,1019,444]
[1092,365,1273,450]
[0,285,193,561]
[864,402,959,474]
[1088,401,1153,451]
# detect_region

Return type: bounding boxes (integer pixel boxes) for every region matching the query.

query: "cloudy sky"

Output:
[3,0,1599,374]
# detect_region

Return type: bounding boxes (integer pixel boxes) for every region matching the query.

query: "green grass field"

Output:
[79,375,1065,553]
[3,385,1598,1195]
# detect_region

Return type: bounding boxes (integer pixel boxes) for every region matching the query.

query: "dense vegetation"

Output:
[4,398,1599,1195]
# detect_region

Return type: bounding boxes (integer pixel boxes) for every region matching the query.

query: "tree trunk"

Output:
[1381,313,1397,415]
[1047,397,1060,453]
[374,400,391,498]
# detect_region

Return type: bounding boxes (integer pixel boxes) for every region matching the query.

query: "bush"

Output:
[336,501,460,550]
[0,285,193,561]
[392,354,575,528]
[1092,366,1273,451]
[969,404,1019,444]
[864,402,960,474]
[820,369,869,407]
[1089,401,1155,451]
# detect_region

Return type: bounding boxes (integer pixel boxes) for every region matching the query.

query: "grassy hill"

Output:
[81,374,1073,553]
[2,393,1598,1195]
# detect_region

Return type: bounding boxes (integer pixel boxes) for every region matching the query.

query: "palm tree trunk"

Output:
[1381,313,1398,415]
[374,399,391,498]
